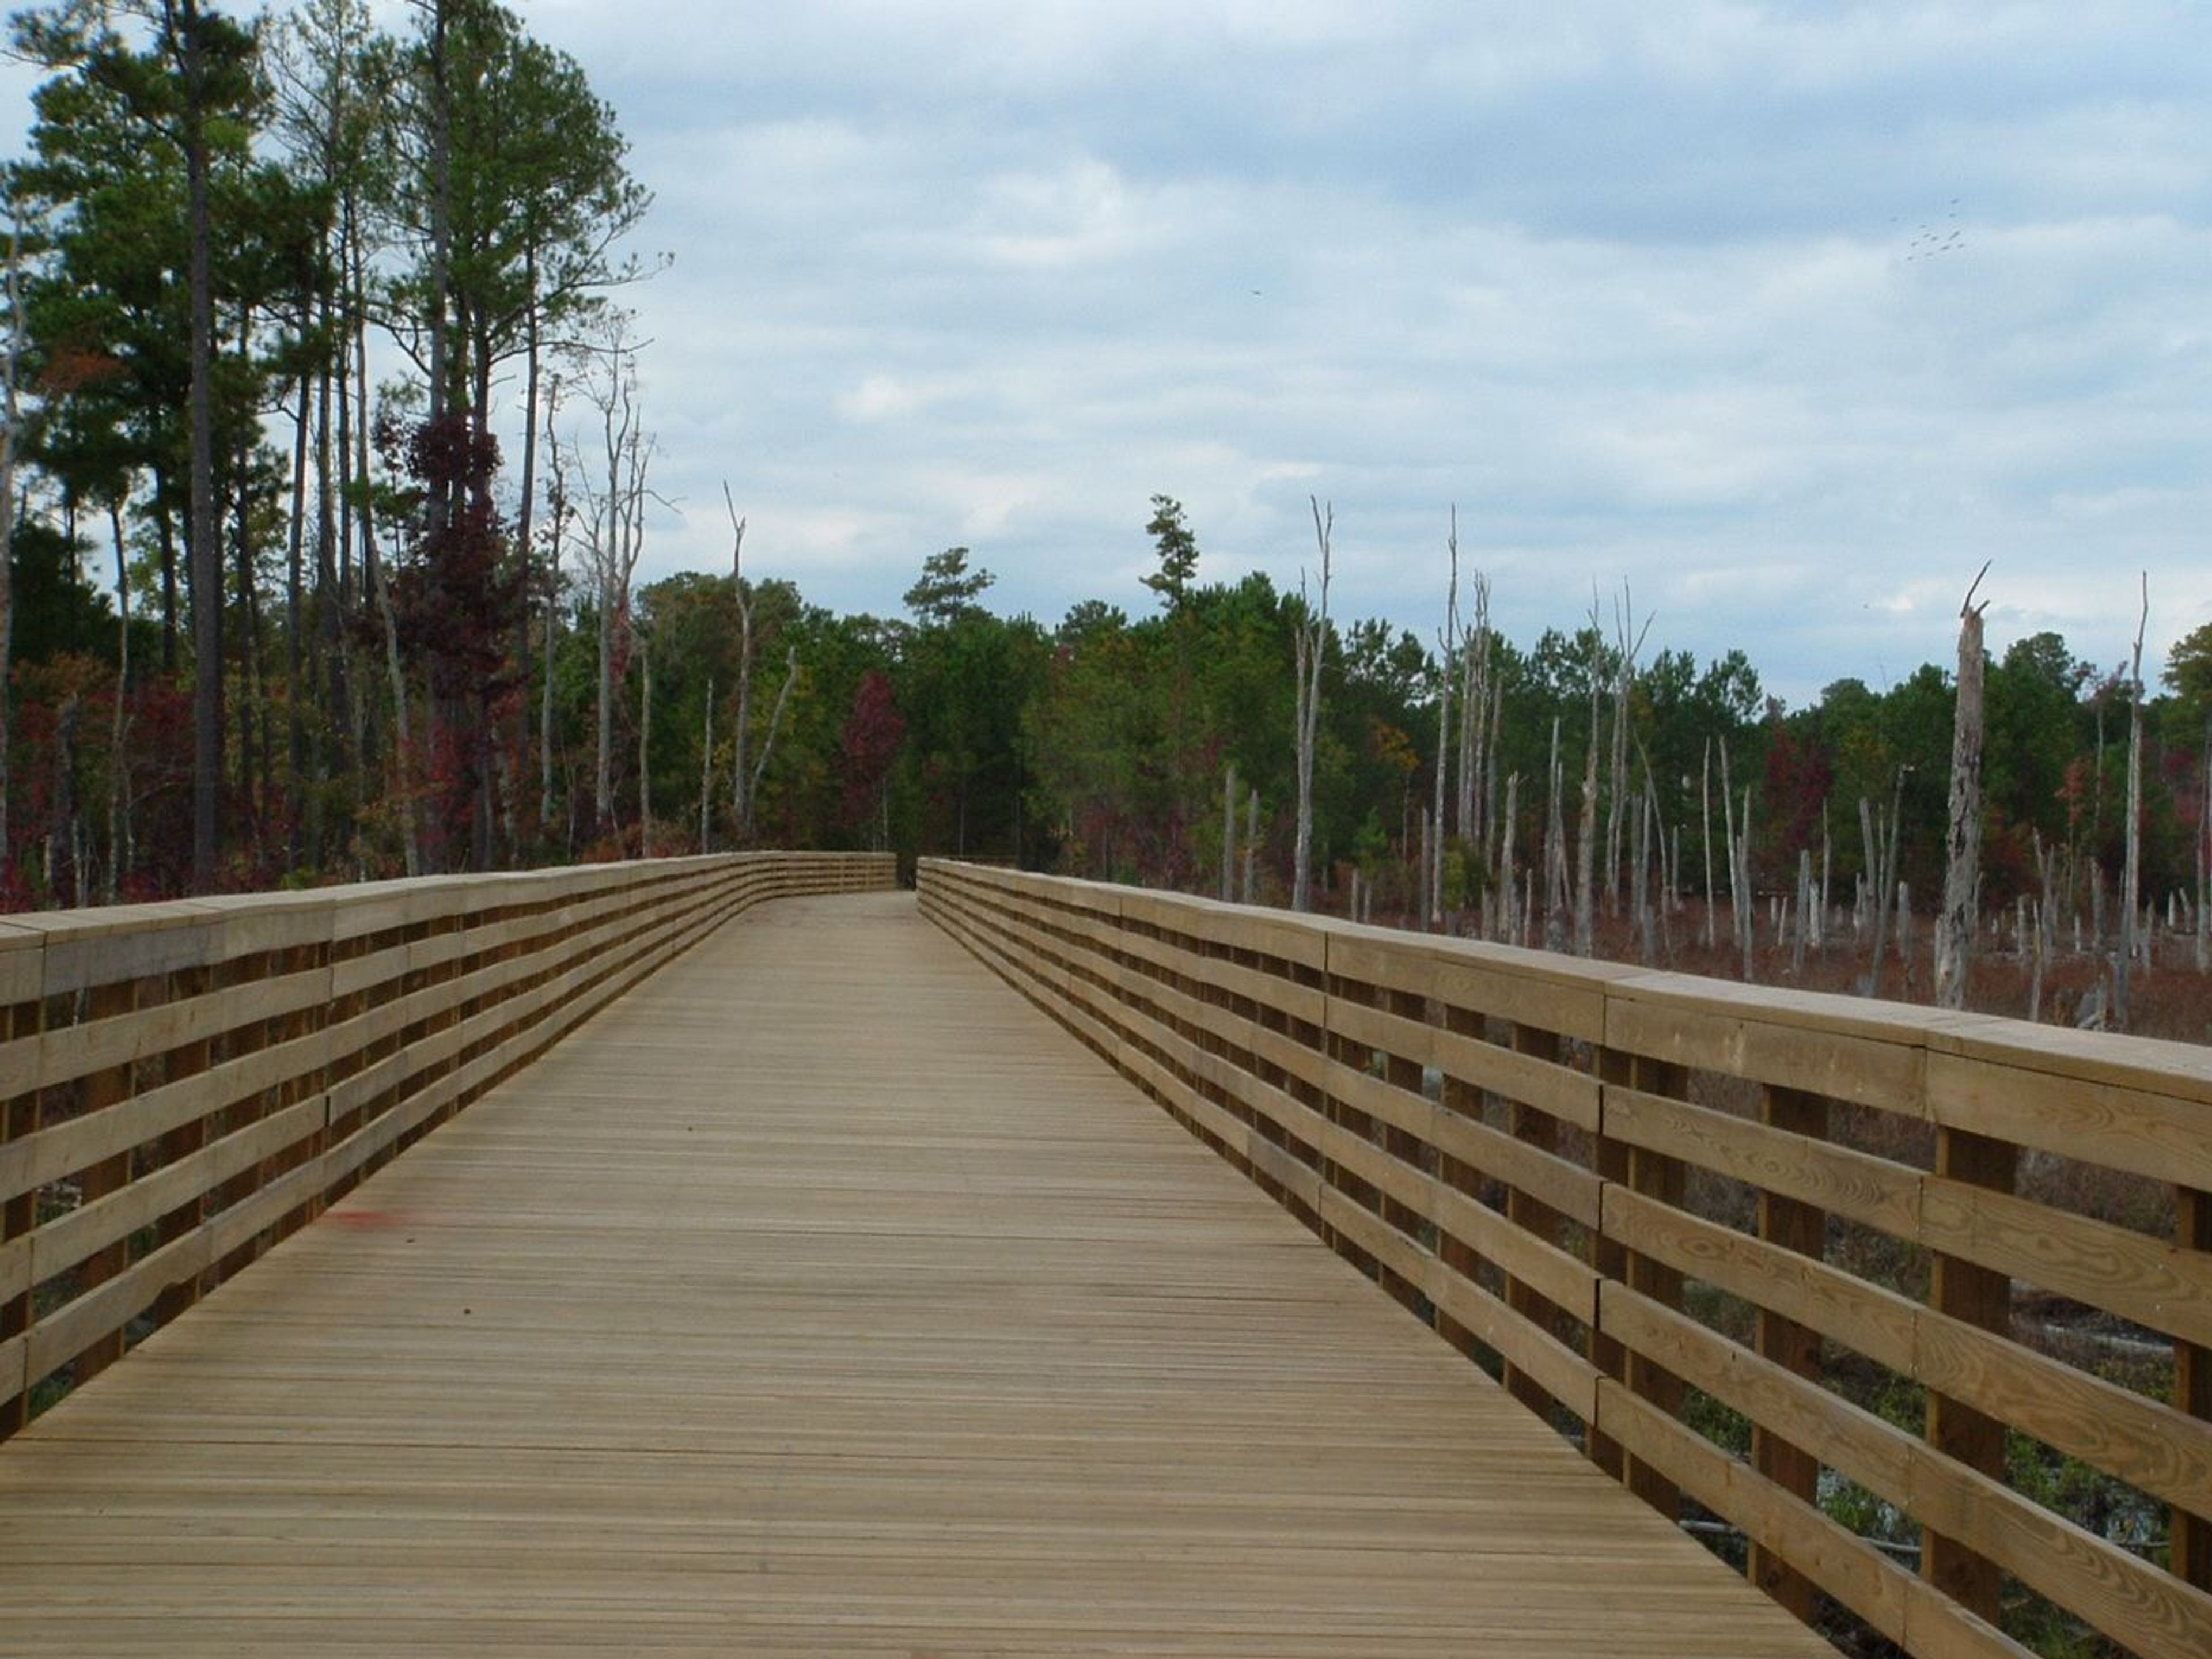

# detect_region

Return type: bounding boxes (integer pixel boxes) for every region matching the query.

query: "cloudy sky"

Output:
[11,2,2212,703]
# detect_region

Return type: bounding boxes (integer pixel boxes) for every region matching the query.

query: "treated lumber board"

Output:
[1601,1186,1919,1376]
[1108,922,1325,1031]
[1431,1181,1599,1325]
[1604,976,1929,1112]
[1603,1085,1922,1241]
[1907,1437,2212,1659]
[329,937,416,1002]
[1914,1308,2212,1517]
[1928,1012,2212,1107]
[24,1146,327,1380]
[1925,1049,2212,1191]
[1315,1051,1432,1147]
[1594,1380,1920,1653]
[1429,1102,1605,1232]
[1919,1176,2212,1349]
[177,891,338,959]
[0,922,44,1007]
[27,1097,327,1286]
[1750,1082,1828,1623]
[1600,1283,1919,1508]
[29,964,332,1094]
[1122,889,1326,972]
[324,1050,410,1126]
[0,1026,332,1207]
[0,1030,36,1096]
[1426,1253,1604,1423]
[29,903,226,997]
[1437,1018,1602,1132]
[1326,927,1622,1043]
[1922,1126,2019,1622]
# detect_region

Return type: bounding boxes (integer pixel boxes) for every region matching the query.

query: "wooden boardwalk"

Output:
[0,892,1828,1657]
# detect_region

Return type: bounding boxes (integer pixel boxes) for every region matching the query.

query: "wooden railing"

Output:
[921,859,2212,1659]
[0,851,893,1437]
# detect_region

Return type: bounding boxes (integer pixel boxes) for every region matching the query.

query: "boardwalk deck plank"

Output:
[0,893,1828,1657]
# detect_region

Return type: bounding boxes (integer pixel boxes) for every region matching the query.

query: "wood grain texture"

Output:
[0,891,1824,1659]
[2,854,893,1435]
[921,861,2212,1658]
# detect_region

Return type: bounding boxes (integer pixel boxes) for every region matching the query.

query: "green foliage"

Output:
[2165,620,2212,735]
[1141,494,1198,609]
[903,546,994,626]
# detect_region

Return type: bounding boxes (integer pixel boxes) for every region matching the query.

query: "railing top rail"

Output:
[2,850,896,1444]
[919,858,2212,1659]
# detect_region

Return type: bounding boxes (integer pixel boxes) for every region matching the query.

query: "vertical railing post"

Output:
[1503,1021,1567,1419]
[152,965,215,1329]
[1593,1048,1687,1514]
[1371,983,1429,1316]
[1922,1124,2019,1623]
[1752,1082,1828,1623]
[1319,960,1377,1282]
[1,990,42,1440]
[72,976,140,1388]
[2173,1185,2211,1593]
[1435,1001,1486,1364]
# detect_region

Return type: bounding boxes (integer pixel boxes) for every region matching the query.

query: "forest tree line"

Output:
[0,1,2206,1031]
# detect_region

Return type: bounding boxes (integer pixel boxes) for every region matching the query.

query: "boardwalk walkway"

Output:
[0,892,1827,1657]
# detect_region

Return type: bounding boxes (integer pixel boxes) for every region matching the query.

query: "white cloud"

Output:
[3,0,2208,696]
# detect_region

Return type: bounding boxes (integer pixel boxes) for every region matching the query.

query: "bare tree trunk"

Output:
[1700,739,1716,950]
[1603,585,1649,907]
[1459,569,1491,846]
[346,228,375,809]
[724,492,756,842]
[1484,683,1503,857]
[1632,783,1652,964]
[1242,787,1259,904]
[105,505,131,902]
[540,395,565,839]
[638,637,652,855]
[596,579,615,833]
[0,215,22,870]
[1498,772,1520,944]
[1738,784,1756,980]
[1220,762,1237,902]
[1544,717,1569,953]
[2116,575,2148,1030]
[748,645,800,828]
[370,540,420,878]
[1936,567,1991,1009]
[422,0,453,433]
[1417,807,1432,933]
[1574,656,1600,956]
[2198,723,2210,975]
[283,372,309,860]
[513,268,543,855]
[1863,770,1906,998]
[575,327,652,839]
[1433,512,1457,929]
[1819,806,1831,950]
[1860,795,1878,937]
[699,675,714,853]
[1291,498,1332,912]
[1792,849,1812,976]
[1721,735,1741,966]
[177,0,223,890]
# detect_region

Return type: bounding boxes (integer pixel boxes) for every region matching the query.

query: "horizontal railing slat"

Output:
[0,851,893,1435]
[920,857,2212,1659]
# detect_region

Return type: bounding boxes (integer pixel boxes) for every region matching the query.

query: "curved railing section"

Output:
[921,858,2212,1659]
[0,851,893,1436]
